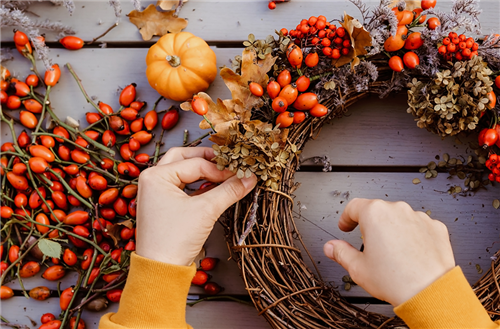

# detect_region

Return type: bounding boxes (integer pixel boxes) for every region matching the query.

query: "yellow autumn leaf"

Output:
[332,13,372,69]
[128,4,188,41]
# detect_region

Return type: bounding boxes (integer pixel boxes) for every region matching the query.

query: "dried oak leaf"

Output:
[332,13,372,69]
[128,4,188,41]
[220,48,276,115]
[182,48,277,144]
[157,0,188,11]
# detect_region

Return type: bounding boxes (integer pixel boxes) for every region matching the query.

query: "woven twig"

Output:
[221,72,499,328]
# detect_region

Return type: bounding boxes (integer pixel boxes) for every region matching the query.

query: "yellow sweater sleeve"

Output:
[394,266,499,329]
[99,252,196,329]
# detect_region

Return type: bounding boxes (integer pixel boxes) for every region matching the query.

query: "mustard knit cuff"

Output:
[394,266,497,329]
[100,252,196,329]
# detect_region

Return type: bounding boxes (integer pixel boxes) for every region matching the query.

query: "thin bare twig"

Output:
[237,187,260,246]
[86,22,119,45]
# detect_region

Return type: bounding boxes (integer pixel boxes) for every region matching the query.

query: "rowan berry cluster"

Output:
[486,154,500,183]
[479,127,500,182]
[281,16,350,60]
[438,32,479,62]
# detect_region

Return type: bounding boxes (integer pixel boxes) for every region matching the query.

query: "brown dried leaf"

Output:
[220,48,276,114]
[182,49,278,144]
[128,4,188,41]
[333,13,372,69]
[157,0,187,11]
[180,92,240,143]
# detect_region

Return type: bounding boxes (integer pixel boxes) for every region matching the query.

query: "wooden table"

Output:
[1,1,500,328]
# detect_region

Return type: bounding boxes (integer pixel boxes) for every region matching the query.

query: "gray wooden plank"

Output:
[293,172,500,297]
[300,93,478,167]
[0,296,393,328]
[1,1,498,43]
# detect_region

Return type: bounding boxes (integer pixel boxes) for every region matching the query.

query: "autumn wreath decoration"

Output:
[180,0,500,327]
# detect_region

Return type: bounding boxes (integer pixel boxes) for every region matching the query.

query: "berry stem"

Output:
[202,115,217,133]
[32,85,50,143]
[65,63,106,116]
[153,128,166,165]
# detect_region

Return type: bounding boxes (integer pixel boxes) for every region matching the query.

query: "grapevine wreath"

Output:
[0,0,500,328]
[179,0,500,328]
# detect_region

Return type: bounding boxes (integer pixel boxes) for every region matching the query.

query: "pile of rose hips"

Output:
[437,31,480,61]
[283,16,349,60]
[0,29,222,329]
[267,0,288,10]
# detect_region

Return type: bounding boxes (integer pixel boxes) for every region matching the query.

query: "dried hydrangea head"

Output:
[212,122,299,190]
[407,56,493,137]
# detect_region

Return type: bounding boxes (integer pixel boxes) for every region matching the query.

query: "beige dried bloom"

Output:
[407,56,493,137]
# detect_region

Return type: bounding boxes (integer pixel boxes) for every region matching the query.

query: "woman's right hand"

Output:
[323,198,456,306]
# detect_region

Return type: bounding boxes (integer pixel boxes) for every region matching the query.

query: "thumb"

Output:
[323,240,362,273]
[200,174,257,217]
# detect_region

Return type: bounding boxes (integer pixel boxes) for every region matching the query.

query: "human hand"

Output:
[136,147,257,266]
[323,198,455,306]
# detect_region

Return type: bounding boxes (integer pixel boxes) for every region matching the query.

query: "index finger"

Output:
[158,147,215,166]
[338,198,372,232]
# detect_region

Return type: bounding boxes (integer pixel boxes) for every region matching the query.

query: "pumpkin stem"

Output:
[166,55,181,67]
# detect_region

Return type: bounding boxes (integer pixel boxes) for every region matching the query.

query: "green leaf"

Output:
[37,239,62,259]
[101,264,121,275]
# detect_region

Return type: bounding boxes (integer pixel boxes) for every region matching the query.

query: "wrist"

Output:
[390,264,455,306]
[136,244,191,267]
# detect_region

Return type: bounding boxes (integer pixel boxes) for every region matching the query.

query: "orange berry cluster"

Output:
[478,125,500,182]
[266,70,328,128]
[438,32,479,61]
[268,0,289,10]
[486,154,500,183]
[281,16,350,60]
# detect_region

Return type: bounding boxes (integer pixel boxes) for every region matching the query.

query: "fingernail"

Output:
[323,242,335,259]
[240,175,256,189]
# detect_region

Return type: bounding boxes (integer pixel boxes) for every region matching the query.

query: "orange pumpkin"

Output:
[145,32,217,102]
